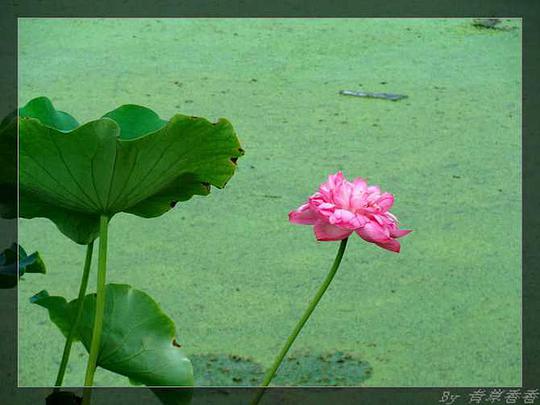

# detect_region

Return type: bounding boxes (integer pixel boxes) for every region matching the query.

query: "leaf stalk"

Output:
[252,238,349,405]
[53,241,94,388]
[82,215,109,404]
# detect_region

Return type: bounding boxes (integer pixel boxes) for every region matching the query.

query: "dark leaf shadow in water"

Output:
[190,351,372,387]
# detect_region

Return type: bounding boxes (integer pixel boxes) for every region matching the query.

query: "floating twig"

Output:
[339,90,408,101]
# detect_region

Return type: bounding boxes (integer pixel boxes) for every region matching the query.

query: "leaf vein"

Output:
[49,132,102,211]
[104,146,119,210]
[21,154,95,211]
[120,126,178,205]
[106,147,139,210]
[98,314,167,365]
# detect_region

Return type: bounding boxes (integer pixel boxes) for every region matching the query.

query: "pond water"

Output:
[18,18,521,387]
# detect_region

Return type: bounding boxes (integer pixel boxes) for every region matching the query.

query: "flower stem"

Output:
[252,238,349,404]
[53,242,94,389]
[82,216,109,404]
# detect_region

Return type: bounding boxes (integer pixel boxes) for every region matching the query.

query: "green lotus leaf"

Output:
[18,244,47,275]
[19,96,79,131]
[0,244,46,289]
[31,283,194,386]
[16,97,244,244]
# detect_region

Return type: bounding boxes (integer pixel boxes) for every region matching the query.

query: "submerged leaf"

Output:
[271,350,372,386]
[14,97,244,244]
[32,283,194,386]
[189,351,372,386]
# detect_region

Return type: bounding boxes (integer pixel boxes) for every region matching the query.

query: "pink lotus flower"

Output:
[289,172,411,252]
